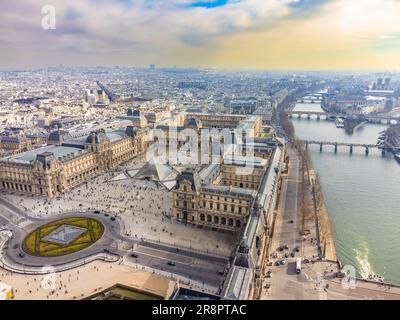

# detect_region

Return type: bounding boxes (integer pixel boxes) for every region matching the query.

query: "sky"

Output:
[1,0,400,70]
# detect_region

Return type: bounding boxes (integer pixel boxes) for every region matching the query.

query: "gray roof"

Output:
[176,169,201,191]
[201,185,255,198]
[223,267,247,300]
[0,136,28,143]
[48,130,72,144]
[198,164,220,184]
[86,131,110,144]
[3,145,86,164]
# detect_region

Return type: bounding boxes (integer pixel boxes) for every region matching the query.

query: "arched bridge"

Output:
[288,111,400,124]
[301,140,400,155]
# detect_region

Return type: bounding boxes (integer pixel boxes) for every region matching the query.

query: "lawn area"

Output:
[85,284,163,300]
[22,217,104,257]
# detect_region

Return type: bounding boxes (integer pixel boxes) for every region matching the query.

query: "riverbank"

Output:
[292,138,337,262]
[308,167,337,261]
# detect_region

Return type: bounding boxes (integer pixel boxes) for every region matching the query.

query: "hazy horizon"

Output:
[1,0,400,70]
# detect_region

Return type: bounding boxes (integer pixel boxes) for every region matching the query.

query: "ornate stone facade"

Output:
[0,136,32,154]
[0,126,147,197]
[173,169,256,232]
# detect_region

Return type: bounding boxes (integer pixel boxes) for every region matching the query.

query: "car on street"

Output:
[167,261,176,266]
[276,259,286,266]
[130,253,138,258]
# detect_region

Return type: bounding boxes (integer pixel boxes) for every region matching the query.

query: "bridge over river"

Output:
[302,140,400,155]
[288,110,400,124]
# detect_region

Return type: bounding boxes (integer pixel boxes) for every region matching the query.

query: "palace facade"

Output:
[173,169,256,232]
[0,136,32,154]
[0,126,147,197]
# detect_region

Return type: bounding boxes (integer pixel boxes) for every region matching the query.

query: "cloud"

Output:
[0,0,399,69]
[0,0,298,51]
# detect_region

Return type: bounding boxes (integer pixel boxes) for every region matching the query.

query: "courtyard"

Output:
[3,155,237,256]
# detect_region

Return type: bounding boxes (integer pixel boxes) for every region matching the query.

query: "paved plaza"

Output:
[2,156,237,257]
[0,260,175,300]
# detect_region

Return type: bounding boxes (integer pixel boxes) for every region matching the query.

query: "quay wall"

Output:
[308,166,337,261]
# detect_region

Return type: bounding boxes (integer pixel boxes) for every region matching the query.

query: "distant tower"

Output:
[149,64,155,69]
[384,77,391,89]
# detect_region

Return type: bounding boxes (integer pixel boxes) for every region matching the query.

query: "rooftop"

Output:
[2,145,86,164]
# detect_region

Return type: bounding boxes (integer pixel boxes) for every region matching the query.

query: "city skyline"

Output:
[1,0,400,70]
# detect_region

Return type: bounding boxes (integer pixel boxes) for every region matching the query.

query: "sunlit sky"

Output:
[1,0,400,70]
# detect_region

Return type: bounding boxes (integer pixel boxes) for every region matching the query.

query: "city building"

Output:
[0,126,147,197]
[0,136,32,154]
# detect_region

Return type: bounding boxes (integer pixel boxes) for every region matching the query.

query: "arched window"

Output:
[200,213,205,221]
[228,218,234,226]
[183,200,187,208]
[207,215,212,222]
[236,220,241,227]
[221,217,226,225]
[214,216,219,224]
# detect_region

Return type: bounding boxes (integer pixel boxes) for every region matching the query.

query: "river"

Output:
[291,100,400,284]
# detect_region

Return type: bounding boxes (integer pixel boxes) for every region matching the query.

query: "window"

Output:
[236,220,241,228]
[200,214,205,221]
[228,219,234,226]
[221,217,226,225]
[214,216,219,224]
[207,215,212,222]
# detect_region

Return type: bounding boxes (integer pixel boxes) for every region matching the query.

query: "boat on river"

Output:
[335,117,345,128]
